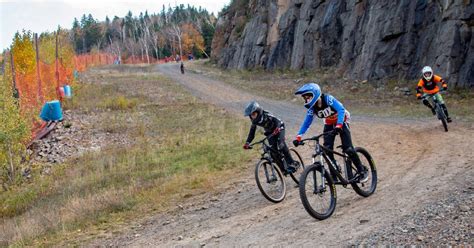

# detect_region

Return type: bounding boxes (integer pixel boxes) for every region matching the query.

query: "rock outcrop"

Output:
[212,0,474,87]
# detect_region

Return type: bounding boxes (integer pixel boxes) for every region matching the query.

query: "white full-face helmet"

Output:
[422,66,433,81]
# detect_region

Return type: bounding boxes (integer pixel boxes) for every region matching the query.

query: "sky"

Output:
[0,0,230,50]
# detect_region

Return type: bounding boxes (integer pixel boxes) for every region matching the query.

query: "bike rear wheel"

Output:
[255,159,286,203]
[349,147,377,197]
[299,162,336,220]
[289,148,305,186]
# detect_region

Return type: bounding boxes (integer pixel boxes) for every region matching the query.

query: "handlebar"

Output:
[298,131,336,145]
[421,90,447,99]
[421,89,446,100]
[248,136,270,149]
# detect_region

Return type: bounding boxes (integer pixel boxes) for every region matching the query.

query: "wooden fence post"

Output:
[34,33,44,103]
[55,29,61,101]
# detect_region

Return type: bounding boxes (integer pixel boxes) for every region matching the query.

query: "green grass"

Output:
[0,66,254,247]
[100,95,139,110]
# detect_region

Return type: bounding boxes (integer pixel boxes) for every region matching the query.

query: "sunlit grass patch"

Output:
[101,95,139,110]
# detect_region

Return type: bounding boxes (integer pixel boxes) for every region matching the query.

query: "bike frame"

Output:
[422,91,446,120]
[250,136,288,171]
[302,132,359,187]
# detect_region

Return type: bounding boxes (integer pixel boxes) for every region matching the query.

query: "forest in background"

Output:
[71,4,216,62]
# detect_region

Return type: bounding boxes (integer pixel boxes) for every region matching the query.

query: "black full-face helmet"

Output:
[244,101,263,123]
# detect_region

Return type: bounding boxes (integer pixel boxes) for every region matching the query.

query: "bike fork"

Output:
[264,164,276,183]
[312,157,326,194]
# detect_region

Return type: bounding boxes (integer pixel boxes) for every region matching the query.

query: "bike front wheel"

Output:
[255,159,286,203]
[349,147,378,197]
[299,162,336,220]
[436,107,448,132]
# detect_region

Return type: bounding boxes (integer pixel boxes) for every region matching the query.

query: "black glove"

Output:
[293,135,302,147]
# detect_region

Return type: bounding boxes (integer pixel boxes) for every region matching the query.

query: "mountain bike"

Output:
[248,136,305,203]
[296,131,377,220]
[422,91,448,132]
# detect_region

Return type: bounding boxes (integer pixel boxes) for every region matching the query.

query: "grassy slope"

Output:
[187,60,474,121]
[0,65,255,246]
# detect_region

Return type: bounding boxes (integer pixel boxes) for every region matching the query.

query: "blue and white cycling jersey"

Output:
[297,94,350,136]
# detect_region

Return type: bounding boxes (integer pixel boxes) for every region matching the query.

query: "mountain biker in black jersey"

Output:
[243,101,300,174]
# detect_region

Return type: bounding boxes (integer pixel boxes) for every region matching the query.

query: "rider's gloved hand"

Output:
[442,85,448,91]
[334,124,343,134]
[243,143,250,150]
[272,127,281,136]
[292,135,302,147]
[416,93,422,100]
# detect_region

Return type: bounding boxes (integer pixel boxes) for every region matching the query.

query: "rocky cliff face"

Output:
[212,0,474,87]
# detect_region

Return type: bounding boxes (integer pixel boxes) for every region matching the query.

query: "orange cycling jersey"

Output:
[416,75,447,95]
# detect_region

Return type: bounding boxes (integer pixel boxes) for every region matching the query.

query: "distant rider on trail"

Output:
[243,101,300,174]
[416,66,451,123]
[292,83,368,183]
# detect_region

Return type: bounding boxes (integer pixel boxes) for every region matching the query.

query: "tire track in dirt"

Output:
[88,63,473,247]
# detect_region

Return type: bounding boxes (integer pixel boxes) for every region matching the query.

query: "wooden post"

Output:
[55,29,61,101]
[9,50,20,100]
[34,33,44,103]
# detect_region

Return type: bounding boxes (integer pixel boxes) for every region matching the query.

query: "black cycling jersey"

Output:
[246,110,284,144]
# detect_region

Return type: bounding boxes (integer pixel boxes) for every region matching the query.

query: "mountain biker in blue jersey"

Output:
[292,83,368,183]
[243,101,300,174]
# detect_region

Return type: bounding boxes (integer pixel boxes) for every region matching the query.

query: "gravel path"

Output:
[88,63,473,247]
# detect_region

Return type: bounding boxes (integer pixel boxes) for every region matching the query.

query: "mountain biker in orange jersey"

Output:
[416,66,452,123]
[292,83,369,183]
[243,101,300,174]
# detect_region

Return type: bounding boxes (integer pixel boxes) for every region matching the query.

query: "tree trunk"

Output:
[178,36,183,59]
[154,46,159,60]
[200,48,210,58]
[7,143,14,183]
[9,50,20,100]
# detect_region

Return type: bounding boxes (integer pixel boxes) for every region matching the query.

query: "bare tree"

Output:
[150,27,161,59]
[165,23,183,60]
[108,36,121,62]
[140,19,151,64]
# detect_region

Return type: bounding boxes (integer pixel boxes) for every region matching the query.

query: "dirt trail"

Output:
[89,63,473,246]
